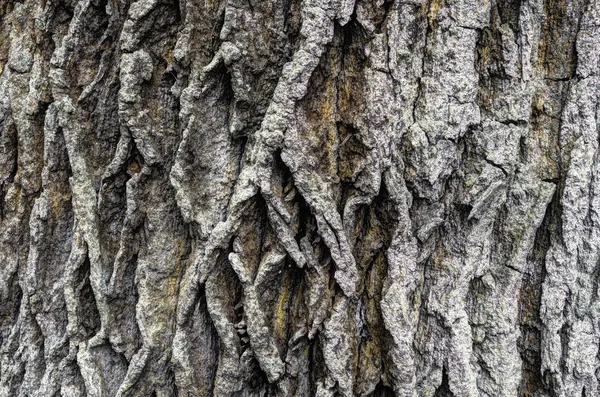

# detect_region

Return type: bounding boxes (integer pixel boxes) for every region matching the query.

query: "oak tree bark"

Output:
[1,0,599,396]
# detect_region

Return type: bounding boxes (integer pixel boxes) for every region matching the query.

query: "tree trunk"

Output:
[1,0,599,396]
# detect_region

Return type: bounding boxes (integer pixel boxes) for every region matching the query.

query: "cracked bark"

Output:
[0,0,599,396]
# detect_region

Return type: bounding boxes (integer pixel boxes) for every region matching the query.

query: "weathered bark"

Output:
[0,0,599,396]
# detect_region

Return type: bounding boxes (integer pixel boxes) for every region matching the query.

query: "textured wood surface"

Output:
[1,0,599,396]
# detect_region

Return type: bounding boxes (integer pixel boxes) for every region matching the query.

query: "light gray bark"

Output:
[0,0,599,396]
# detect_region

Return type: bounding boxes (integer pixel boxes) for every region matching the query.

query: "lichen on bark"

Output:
[1,0,599,396]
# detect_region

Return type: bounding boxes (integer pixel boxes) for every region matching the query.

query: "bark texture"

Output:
[1,0,599,396]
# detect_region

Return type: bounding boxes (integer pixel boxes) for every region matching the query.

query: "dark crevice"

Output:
[519,135,528,163]
[434,366,454,397]
[76,254,102,338]
[453,203,473,223]
[375,0,394,34]
[373,381,395,397]
[230,252,251,356]
[497,0,522,34]
[483,157,509,176]
[0,282,22,347]
[310,337,328,394]
[251,194,269,280]
[517,187,560,397]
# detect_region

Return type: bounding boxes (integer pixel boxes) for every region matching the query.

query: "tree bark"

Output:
[1,0,599,396]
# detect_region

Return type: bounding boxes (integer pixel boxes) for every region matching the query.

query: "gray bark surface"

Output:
[0,0,599,396]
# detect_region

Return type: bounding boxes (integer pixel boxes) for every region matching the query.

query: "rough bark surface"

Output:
[1,0,599,396]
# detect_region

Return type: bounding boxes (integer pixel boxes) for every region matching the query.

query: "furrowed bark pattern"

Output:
[0,0,599,396]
